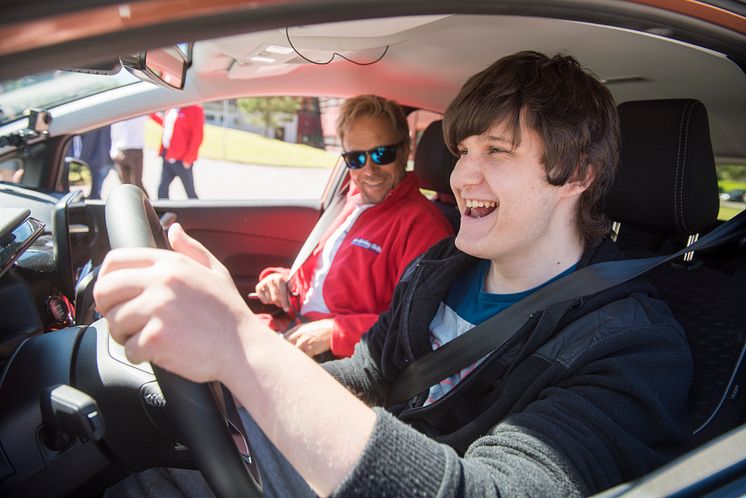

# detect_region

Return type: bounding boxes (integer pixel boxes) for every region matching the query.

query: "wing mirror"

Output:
[64,156,90,193]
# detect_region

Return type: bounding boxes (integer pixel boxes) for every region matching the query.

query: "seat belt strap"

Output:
[287,181,348,279]
[388,209,746,406]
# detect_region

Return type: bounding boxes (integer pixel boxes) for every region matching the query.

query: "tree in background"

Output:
[717,164,746,183]
[237,97,302,138]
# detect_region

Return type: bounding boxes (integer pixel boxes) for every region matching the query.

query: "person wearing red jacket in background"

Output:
[255,95,453,359]
[150,105,204,199]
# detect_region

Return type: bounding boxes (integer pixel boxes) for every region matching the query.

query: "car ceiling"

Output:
[5,10,745,164]
[192,14,746,164]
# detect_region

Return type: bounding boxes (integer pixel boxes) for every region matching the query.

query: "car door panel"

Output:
[147,201,321,297]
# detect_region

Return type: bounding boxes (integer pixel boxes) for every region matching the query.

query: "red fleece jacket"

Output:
[260,172,453,357]
[150,105,204,165]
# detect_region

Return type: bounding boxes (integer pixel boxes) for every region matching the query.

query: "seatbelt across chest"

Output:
[388,209,746,406]
[287,187,347,279]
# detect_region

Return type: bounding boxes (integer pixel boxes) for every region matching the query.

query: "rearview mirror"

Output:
[120,46,188,91]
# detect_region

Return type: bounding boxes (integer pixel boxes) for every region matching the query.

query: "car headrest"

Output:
[414,120,457,194]
[606,99,719,236]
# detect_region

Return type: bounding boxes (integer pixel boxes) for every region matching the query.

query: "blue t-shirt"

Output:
[425,259,576,405]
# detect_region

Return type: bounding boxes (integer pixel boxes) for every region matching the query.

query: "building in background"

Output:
[203,97,326,150]
[296,97,324,149]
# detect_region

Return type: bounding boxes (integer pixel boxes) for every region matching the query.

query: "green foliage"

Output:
[68,160,91,186]
[717,164,746,221]
[719,180,746,192]
[717,164,746,183]
[716,164,746,195]
[236,97,302,136]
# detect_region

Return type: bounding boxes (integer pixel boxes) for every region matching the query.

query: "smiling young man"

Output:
[254,95,453,359]
[96,52,692,497]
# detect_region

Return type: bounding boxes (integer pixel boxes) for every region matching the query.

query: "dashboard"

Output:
[0,207,46,358]
[0,208,45,278]
[0,183,108,359]
[0,183,199,497]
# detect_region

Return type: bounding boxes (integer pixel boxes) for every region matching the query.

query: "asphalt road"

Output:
[100,149,333,201]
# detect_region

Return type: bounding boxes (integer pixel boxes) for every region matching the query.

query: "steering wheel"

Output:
[105,184,262,498]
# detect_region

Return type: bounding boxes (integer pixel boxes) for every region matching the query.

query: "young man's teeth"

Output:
[465,199,497,208]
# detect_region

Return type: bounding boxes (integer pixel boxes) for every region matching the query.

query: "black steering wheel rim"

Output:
[105,184,262,498]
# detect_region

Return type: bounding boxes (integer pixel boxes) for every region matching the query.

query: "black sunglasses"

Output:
[341,141,404,169]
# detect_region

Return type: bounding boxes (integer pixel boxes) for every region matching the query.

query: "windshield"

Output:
[0,69,138,125]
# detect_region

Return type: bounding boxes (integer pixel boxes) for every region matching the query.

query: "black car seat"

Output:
[413,120,460,232]
[606,99,746,450]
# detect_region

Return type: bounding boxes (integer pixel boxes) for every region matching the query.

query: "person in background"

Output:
[150,105,204,199]
[110,116,148,195]
[254,95,453,359]
[75,125,112,200]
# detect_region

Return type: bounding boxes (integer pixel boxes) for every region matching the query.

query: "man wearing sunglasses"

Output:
[254,95,453,359]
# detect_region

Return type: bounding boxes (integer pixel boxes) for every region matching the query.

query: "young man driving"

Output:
[97,51,692,497]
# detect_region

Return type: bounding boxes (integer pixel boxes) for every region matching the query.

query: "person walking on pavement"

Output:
[150,105,204,199]
[74,126,112,200]
[110,116,148,195]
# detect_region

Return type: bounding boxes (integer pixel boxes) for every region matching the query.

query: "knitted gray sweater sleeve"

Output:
[322,327,586,497]
[322,338,388,407]
[331,409,586,498]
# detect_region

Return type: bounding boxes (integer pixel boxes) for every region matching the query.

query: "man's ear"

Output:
[564,162,596,196]
[402,141,412,160]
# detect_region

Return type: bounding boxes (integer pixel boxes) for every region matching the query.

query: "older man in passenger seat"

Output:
[254,95,453,359]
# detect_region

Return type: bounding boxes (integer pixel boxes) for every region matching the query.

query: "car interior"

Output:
[0,2,745,497]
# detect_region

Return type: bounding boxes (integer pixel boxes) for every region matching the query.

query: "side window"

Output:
[67,97,343,202]
[717,163,746,221]
[65,128,111,200]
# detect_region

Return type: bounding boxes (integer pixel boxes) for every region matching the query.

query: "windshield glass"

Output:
[0,69,138,125]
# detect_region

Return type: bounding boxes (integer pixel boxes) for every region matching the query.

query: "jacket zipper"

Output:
[401,261,425,362]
